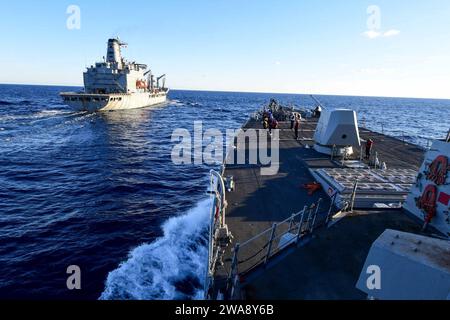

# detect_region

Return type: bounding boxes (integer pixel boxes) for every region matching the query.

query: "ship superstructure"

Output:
[60,38,168,112]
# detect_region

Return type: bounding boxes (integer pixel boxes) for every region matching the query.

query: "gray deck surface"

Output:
[245,209,424,300]
[214,117,427,300]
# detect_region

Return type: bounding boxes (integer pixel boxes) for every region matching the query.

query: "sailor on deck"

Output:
[290,114,296,130]
[365,139,374,160]
[294,118,300,140]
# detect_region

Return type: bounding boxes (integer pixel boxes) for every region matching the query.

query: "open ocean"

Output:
[0,84,449,300]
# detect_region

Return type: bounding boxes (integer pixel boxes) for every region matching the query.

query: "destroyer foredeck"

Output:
[213,117,429,300]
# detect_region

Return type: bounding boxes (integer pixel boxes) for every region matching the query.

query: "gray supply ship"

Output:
[205,98,450,300]
[60,38,168,112]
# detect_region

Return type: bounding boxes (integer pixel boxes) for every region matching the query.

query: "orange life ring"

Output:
[417,184,437,223]
[426,155,449,185]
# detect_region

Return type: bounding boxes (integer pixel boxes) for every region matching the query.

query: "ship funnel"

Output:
[106,38,125,69]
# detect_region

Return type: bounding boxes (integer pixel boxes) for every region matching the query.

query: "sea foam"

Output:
[100,198,211,300]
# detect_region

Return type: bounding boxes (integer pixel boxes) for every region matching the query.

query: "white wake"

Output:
[100,198,211,300]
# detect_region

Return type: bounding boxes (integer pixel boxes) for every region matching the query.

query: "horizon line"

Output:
[1,82,450,101]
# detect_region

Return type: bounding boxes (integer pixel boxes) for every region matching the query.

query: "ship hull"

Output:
[60,91,168,112]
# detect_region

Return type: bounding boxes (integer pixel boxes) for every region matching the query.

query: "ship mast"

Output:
[106,38,127,69]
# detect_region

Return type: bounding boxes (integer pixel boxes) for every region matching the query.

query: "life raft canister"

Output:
[417,184,438,223]
[426,155,449,185]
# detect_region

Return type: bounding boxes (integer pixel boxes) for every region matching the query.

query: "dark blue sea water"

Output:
[0,84,449,300]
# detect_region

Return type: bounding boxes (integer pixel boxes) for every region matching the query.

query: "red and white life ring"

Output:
[417,184,438,223]
[426,155,449,185]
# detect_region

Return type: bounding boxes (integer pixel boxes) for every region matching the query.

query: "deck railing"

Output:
[224,181,358,299]
[205,170,229,300]
[226,198,332,294]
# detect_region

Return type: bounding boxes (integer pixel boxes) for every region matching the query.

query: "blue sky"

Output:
[1,0,450,98]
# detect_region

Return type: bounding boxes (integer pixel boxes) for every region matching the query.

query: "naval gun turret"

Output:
[313,109,361,157]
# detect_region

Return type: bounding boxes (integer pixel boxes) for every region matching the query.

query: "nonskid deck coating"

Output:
[214,117,428,299]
